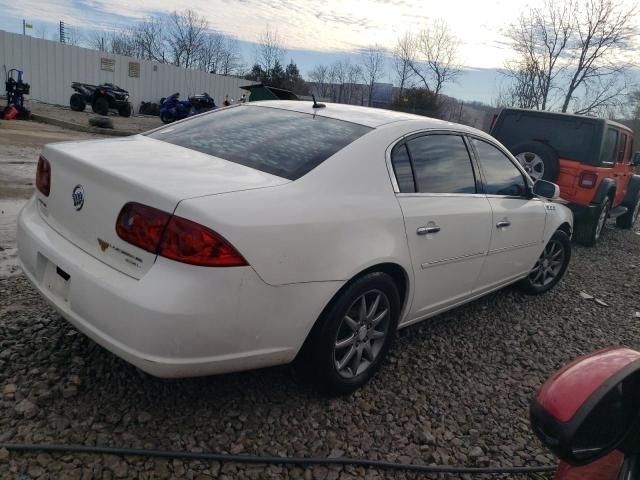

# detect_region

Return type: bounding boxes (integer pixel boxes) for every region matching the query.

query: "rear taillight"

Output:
[116,202,171,254]
[36,155,51,196]
[159,215,248,267]
[579,171,598,189]
[115,202,247,267]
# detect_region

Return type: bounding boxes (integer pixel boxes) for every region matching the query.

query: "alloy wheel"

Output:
[333,290,390,379]
[516,152,545,181]
[529,239,565,288]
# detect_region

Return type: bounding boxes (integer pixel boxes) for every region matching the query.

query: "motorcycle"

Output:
[159,92,216,123]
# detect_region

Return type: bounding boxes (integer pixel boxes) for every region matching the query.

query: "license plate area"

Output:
[42,257,70,302]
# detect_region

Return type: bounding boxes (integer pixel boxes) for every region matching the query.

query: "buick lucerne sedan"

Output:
[17,101,573,393]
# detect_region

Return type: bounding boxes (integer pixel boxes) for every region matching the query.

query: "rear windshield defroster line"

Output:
[147,105,372,180]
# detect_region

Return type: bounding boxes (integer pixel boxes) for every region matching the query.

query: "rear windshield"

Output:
[147,105,372,180]
[491,111,601,165]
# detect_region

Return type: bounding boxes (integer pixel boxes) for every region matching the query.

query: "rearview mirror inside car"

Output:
[533,180,560,200]
[530,347,640,466]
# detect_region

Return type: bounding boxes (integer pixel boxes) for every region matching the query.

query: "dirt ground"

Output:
[0,120,99,276]
[26,100,163,134]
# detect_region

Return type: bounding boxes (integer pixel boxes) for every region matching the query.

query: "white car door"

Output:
[469,137,547,293]
[390,133,493,321]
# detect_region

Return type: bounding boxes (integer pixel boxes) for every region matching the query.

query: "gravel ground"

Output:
[2,121,640,479]
[1,225,640,479]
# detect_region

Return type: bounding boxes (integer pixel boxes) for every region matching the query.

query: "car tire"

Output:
[518,230,571,294]
[69,93,86,112]
[299,272,401,395]
[512,142,560,182]
[616,191,640,229]
[118,103,132,117]
[574,196,611,246]
[92,96,109,116]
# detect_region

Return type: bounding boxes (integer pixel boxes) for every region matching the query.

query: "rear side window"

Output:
[472,138,527,196]
[405,135,476,194]
[390,144,416,192]
[147,105,372,180]
[618,133,628,163]
[602,128,618,166]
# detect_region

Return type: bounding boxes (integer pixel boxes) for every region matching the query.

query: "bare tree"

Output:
[560,0,636,113]
[167,9,208,68]
[198,32,226,73]
[346,62,363,104]
[219,38,243,75]
[506,0,574,110]
[330,60,348,103]
[410,19,461,101]
[133,18,165,62]
[361,45,386,107]
[256,27,285,79]
[309,64,330,97]
[392,33,415,98]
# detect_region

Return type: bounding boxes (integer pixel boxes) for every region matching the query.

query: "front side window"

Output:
[404,134,476,194]
[602,128,618,166]
[471,138,527,196]
[147,105,372,180]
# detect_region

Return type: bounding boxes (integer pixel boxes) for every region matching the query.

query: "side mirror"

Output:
[530,347,640,466]
[533,180,560,200]
[633,152,640,167]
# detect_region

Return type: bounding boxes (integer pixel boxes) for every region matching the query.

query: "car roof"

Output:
[249,100,468,130]
[499,108,632,132]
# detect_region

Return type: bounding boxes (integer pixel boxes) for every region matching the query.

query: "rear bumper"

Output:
[17,196,341,378]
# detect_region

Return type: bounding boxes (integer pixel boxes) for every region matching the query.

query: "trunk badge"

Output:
[72,185,85,211]
[98,238,110,252]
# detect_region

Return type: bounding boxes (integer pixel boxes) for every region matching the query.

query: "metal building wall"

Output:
[0,30,255,110]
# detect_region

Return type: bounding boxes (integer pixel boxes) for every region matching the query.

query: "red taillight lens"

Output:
[116,202,171,254]
[579,171,598,189]
[159,215,248,267]
[36,155,51,196]
[115,202,247,267]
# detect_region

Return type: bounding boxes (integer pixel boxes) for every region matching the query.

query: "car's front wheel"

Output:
[518,230,571,294]
[303,272,400,395]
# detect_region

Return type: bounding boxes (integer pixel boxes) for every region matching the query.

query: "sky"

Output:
[0,0,634,104]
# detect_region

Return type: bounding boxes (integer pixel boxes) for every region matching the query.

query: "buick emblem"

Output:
[72,185,85,211]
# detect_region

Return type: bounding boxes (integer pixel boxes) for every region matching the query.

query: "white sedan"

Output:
[17,101,572,393]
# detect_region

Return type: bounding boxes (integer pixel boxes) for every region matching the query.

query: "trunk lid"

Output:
[38,135,288,279]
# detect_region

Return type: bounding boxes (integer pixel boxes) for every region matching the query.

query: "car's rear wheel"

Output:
[518,230,571,294]
[616,191,640,229]
[301,272,400,395]
[575,196,611,246]
[512,142,560,182]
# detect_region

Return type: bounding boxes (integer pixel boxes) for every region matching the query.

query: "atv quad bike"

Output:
[70,82,132,117]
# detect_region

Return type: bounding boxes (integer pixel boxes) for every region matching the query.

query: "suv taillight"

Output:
[36,155,51,196]
[579,171,598,189]
[116,202,247,267]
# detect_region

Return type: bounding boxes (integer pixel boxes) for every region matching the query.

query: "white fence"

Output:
[0,30,255,110]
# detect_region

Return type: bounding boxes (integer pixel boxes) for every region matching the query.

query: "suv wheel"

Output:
[300,272,400,395]
[512,142,560,182]
[518,230,571,294]
[616,191,640,229]
[575,196,611,246]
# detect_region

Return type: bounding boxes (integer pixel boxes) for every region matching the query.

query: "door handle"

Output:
[417,226,440,235]
[496,220,511,228]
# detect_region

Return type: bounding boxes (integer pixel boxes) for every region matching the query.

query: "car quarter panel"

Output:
[174,123,418,287]
[18,195,342,376]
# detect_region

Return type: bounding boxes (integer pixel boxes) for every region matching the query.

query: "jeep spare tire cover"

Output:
[511,141,560,182]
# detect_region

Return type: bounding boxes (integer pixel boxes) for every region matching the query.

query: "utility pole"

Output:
[22,19,25,35]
